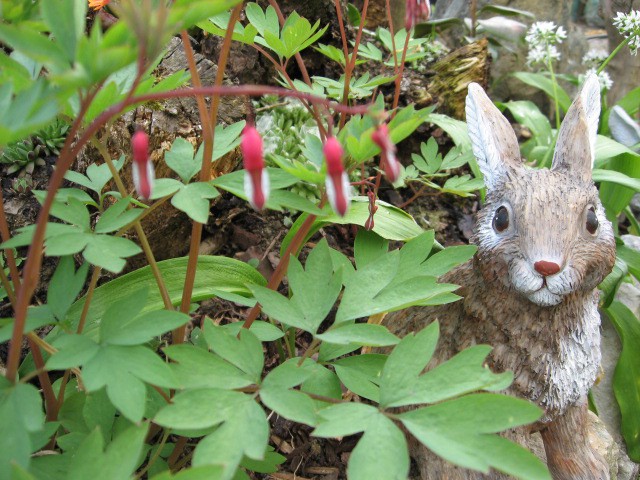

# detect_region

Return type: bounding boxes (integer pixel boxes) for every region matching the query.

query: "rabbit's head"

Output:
[465,75,616,307]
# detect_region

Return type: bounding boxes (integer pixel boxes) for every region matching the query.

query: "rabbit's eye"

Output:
[586,206,598,235]
[493,206,509,233]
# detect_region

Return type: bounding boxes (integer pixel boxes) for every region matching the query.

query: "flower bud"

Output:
[372,123,400,182]
[241,125,270,210]
[405,0,431,30]
[131,130,154,200]
[323,137,350,217]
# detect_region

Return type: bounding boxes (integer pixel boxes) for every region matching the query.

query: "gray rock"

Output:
[592,315,640,479]
[621,234,640,253]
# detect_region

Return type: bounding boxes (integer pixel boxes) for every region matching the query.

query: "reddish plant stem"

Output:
[0,188,22,294]
[338,0,370,129]
[175,6,242,344]
[5,83,370,380]
[5,85,101,383]
[27,337,57,421]
[267,0,328,139]
[242,212,318,330]
[333,0,350,68]
[391,31,411,115]
[385,0,399,72]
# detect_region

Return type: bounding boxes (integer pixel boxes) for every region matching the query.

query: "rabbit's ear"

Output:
[465,83,522,191]
[551,74,600,182]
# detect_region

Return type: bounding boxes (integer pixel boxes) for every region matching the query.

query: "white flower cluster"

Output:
[525,21,567,66]
[581,68,614,90]
[613,10,640,55]
[582,49,609,67]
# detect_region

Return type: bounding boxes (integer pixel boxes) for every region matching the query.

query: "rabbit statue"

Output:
[383,74,617,479]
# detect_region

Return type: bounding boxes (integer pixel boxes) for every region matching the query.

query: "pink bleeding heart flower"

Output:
[131,130,154,200]
[323,136,350,217]
[241,125,270,210]
[405,0,431,30]
[371,123,400,182]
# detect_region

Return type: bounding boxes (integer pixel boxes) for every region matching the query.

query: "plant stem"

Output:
[135,428,172,480]
[0,262,16,307]
[27,335,57,421]
[333,0,350,69]
[0,188,22,295]
[391,28,412,114]
[339,0,370,129]
[5,84,371,381]
[92,136,174,312]
[5,84,101,383]
[547,52,561,132]
[298,338,320,366]
[176,7,241,343]
[267,0,328,140]
[241,212,318,330]
[597,37,630,74]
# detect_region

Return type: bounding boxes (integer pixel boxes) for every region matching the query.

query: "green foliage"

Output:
[3,2,610,479]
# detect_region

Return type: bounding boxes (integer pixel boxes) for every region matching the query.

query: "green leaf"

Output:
[500,101,552,145]
[404,345,512,405]
[317,323,399,347]
[203,322,264,382]
[313,402,379,437]
[47,257,89,321]
[192,395,269,476]
[164,344,254,390]
[150,466,226,480]
[399,394,547,479]
[47,334,99,370]
[50,197,90,230]
[604,301,640,461]
[67,424,148,480]
[106,371,147,423]
[171,182,219,224]
[82,234,142,273]
[354,229,389,269]
[347,415,409,480]
[332,354,387,402]
[212,120,245,161]
[98,288,147,344]
[512,72,571,113]
[45,232,92,257]
[421,245,476,276]
[165,137,200,183]
[94,198,143,233]
[104,309,190,346]
[221,321,284,341]
[336,252,457,322]
[0,382,45,474]
[40,0,86,62]
[379,322,439,408]
[149,178,183,200]
[155,388,247,430]
[83,344,177,402]
[240,446,286,474]
[260,386,318,426]
[281,197,424,256]
[61,256,266,340]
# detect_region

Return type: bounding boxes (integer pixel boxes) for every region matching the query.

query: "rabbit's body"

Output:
[384,76,616,479]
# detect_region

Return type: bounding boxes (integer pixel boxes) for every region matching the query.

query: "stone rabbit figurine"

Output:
[384,74,617,479]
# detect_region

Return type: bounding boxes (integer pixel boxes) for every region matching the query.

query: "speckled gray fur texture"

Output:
[384,75,616,479]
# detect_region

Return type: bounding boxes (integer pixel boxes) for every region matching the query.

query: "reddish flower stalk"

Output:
[364,190,378,230]
[405,0,431,30]
[371,123,400,182]
[241,125,270,210]
[131,130,154,200]
[323,137,350,217]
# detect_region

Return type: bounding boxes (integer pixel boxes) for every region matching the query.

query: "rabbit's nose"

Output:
[534,260,561,277]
